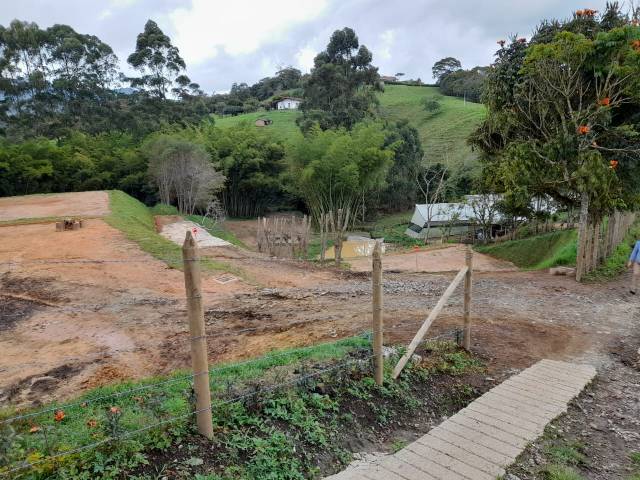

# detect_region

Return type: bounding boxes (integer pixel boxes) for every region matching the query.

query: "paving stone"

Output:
[417,433,505,477]
[500,378,576,404]
[379,456,439,480]
[493,382,568,407]
[407,442,495,480]
[457,408,536,440]
[473,394,553,424]
[360,464,407,480]
[463,400,544,433]
[436,421,523,458]
[395,448,468,480]
[514,371,585,393]
[429,425,514,466]
[487,386,566,414]
[449,413,530,449]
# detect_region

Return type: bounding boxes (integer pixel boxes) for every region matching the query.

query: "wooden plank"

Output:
[392,266,468,379]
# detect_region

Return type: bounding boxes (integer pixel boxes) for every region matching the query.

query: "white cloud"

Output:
[295,46,317,72]
[168,0,329,66]
[100,0,140,21]
[377,29,395,60]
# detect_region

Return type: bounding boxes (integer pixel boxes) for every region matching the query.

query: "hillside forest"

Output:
[1,4,639,226]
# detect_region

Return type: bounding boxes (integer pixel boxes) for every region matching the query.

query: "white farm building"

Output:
[406,203,480,240]
[276,97,302,110]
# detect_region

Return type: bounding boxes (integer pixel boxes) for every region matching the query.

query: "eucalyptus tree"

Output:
[127,20,186,99]
[299,27,380,131]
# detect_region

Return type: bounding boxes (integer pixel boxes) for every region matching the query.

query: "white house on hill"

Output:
[276,97,302,110]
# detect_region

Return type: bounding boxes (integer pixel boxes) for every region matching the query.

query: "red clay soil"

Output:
[1,194,637,414]
[0,191,109,221]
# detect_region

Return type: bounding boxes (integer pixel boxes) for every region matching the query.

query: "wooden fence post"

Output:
[392,266,468,379]
[462,247,473,351]
[182,231,214,440]
[576,192,589,281]
[372,242,383,386]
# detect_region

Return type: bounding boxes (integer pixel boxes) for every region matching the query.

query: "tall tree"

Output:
[431,57,462,83]
[299,27,380,131]
[127,20,185,99]
[472,7,640,223]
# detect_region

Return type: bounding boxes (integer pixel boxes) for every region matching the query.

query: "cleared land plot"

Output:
[212,110,303,142]
[349,244,517,273]
[0,191,109,222]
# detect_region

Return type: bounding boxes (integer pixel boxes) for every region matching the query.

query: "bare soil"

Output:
[349,244,517,273]
[1,194,639,479]
[0,191,109,221]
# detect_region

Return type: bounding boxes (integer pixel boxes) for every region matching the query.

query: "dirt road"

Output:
[349,244,517,273]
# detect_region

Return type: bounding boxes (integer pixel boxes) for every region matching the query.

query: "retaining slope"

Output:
[325,359,596,480]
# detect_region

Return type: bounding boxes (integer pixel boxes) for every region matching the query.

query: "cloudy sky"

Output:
[1,0,615,93]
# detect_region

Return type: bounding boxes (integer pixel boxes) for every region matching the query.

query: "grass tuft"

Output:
[542,464,586,480]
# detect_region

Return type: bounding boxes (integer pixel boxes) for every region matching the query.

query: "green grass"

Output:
[104,191,231,272]
[378,84,486,168]
[542,465,586,480]
[544,442,587,466]
[476,230,578,270]
[584,220,640,281]
[0,335,371,479]
[364,210,424,248]
[213,110,303,143]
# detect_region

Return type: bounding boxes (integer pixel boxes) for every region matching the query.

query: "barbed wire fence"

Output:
[0,230,471,477]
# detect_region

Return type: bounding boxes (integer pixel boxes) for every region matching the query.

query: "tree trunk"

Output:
[575,192,589,282]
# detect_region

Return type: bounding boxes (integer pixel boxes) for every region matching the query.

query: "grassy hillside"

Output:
[476,230,577,270]
[213,110,303,142]
[212,85,486,170]
[378,84,485,167]
[105,190,234,272]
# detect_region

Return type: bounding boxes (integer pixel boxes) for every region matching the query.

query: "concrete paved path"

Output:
[325,359,596,480]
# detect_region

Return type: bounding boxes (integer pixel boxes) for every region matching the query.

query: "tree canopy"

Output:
[472,5,640,219]
[127,20,186,99]
[286,122,394,221]
[299,27,381,131]
[431,57,462,83]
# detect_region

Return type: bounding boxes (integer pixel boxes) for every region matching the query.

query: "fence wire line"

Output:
[1,331,372,426]
[2,354,373,476]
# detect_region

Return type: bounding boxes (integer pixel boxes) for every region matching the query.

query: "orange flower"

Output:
[54,410,65,422]
[583,8,597,16]
[109,406,121,415]
[578,125,591,135]
[599,97,610,106]
[632,40,640,51]
[610,159,619,169]
[86,419,98,428]
[576,9,584,16]
[29,425,41,433]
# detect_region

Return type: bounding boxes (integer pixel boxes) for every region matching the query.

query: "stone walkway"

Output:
[325,359,596,480]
